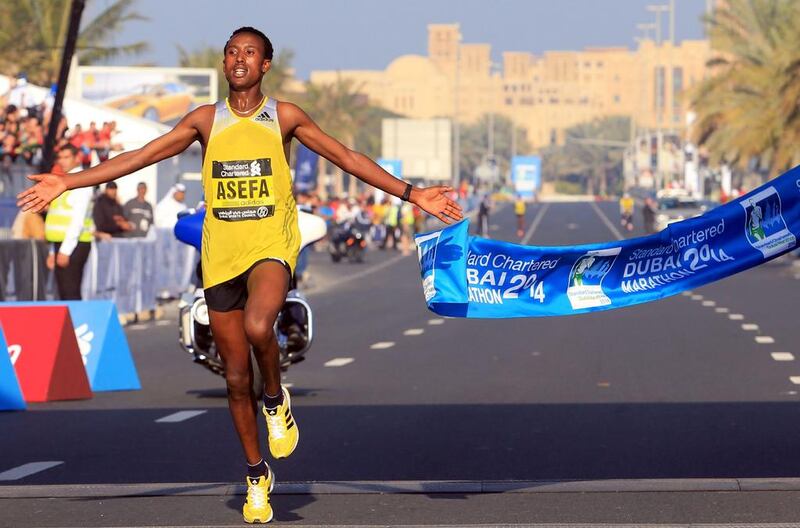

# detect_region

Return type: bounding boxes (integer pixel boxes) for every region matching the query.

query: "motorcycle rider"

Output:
[18,26,462,524]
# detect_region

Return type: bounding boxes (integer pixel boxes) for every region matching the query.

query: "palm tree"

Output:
[301,75,370,197]
[690,0,800,177]
[0,0,148,85]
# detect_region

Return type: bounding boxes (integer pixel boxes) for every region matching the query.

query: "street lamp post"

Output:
[646,4,669,45]
[453,32,462,189]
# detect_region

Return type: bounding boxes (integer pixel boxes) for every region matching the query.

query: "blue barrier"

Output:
[4,300,141,392]
[0,323,25,410]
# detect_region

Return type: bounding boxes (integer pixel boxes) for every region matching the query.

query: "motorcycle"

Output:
[174,209,327,386]
[328,220,368,263]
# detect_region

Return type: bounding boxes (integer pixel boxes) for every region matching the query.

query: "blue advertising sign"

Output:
[294,143,319,192]
[377,159,403,178]
[414,165,800,318]
[511,156,541,199]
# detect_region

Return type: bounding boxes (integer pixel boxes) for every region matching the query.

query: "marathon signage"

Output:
[415,166,800,318]
[0,306,92,402]
[5,301,141,392]
[0,323,25,410]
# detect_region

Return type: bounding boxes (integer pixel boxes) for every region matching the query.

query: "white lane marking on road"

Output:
[715,307,730,314]
[702,300,716,307]
[772,352,795,361]
[0,461,63,481]
[681,291,693,297]
[324,357,354,367]
[428,318,445,326]
[521,203,551,244]
[791,377,800,385]
[567,223,579,230]
[755,336,776,344]
[403,328,425,336]
[155,410,207,423]
[728,313,745,320]
[155,320,172,326]
[283,382,294,389]
[128,324,147,330]
[741,323,759,331]
[690,294,704,301]
[590,201,624,241]
[370,341,395,350]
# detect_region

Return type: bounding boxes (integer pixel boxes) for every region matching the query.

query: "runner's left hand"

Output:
[412,186,463,224]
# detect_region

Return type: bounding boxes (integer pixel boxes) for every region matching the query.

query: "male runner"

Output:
[18,27,463,524]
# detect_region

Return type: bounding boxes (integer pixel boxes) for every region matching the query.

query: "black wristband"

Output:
[401,183,413,202]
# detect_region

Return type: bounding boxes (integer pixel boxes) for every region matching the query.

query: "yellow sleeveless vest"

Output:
[45,190,94,243]
[201,97,300,288]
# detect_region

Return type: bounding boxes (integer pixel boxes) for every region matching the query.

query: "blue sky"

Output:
[87,0,709,79]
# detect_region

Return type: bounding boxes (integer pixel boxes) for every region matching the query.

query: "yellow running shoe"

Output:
[243,467,274,524]
[263,386,299,459]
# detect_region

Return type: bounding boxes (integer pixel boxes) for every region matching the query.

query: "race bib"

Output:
[211,158,276,221]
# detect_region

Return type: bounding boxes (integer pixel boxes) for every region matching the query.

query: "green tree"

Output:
[690,0,800,176]
[0,0,148,85]
[178,45,297,102]
[542,116,631,195]
[301,75,371,196]
[458,114,532,186]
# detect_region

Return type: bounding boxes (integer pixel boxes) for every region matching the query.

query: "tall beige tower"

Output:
[428,23,461,76]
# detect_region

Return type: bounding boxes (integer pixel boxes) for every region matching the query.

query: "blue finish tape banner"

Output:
[415,167,800,318]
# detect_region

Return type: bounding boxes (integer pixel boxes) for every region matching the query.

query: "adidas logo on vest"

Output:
[254,110,273,122]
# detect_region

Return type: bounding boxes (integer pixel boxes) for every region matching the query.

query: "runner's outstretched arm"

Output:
[280,102,463,225]
[17,106,213,213]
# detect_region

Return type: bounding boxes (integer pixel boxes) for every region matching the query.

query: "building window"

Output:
[672,66,683,121]
[654,66,665,111]
[613,94,620,103]
[505,97,513,105]
[596,61,604,68]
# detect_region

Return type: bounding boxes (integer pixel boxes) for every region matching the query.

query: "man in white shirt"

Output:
[154,182,188,229]
[43,145,94,300]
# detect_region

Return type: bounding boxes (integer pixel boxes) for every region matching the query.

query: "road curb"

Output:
[5,478,800,498]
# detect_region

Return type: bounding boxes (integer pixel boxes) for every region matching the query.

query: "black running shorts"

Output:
[204,258,292,312]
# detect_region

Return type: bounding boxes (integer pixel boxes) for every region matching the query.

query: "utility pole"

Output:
[453,30,462,189]
[669,0,675,44]
[646,4,669,45]
[41,0,85,173]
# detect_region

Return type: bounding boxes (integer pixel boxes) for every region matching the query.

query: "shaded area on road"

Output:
[4,400,800,484]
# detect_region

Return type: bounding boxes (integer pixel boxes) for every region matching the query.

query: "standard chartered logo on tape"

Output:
[416,231,442,302]
[250,160,261,176]
[740,186,796,258]
[567,248,620,310]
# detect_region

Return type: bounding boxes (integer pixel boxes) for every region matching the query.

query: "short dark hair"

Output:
[106,181,117,190]
[225,26,273,61]
[58,144,80,156]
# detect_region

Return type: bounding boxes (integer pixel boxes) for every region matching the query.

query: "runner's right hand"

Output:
[17,173,68,213]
